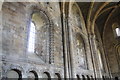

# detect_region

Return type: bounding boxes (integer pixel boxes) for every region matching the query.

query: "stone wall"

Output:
[0,2,113,79]
[103,9,120,77]
[1,2,64,78]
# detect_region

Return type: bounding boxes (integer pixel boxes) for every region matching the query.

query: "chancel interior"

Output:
[0,1,120,80]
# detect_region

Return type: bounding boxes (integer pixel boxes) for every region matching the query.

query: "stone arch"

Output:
[28,70,38,80]
[8,64,23,73]
[76,74,80,80]
[103,6,120,74]
[69,2,87,34]
[42,72,51,80]
[26,4,54,64]
[67,2,92,71]
[88,2,110,35]
[27,67,39,79]
[6,68,22,79]
[55,73,61,80]
[27,3,55,25]
[86,75,90,80]
[82,75,86,80]
[2,64,23,79]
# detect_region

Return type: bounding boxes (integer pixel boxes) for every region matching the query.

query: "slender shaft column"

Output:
[88,34,102,78]
[65,16,72,78]
[60,3,69,78]
[62,14,71,78]
[60,2,73,79]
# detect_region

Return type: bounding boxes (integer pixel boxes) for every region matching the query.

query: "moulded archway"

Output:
[42,72,51,80]
[103,6,120,76]
[76,74,80,80]
[7,69,22,80]
[28,71,38,80]
[69,2,87,33]
[55,73,61,80]
[86,75,90,80]
[27,10,51,63]
[68,2,94,72]
[82,75,86,80]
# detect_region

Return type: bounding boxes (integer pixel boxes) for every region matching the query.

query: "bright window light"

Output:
[115,28,120,37]
[28,22,36,53]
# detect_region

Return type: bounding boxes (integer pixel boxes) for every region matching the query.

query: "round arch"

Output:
[86,75,90,80]
[76,74,80,80]
[55,73,61,80]
[68,2,87,34]
[87,2,111,35]
[67,2,91,71]
[7,69,22,79]
[82,75,86,80]
[26,4,54,64]
[6,64,23,79]
[28,70,38,80]
[42,72,51,80]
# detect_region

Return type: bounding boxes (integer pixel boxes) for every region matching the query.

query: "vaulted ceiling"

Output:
[77,2,120,38]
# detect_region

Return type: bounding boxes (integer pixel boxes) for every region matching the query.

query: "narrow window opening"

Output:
[115,27,120,37]
[27,21,36,53]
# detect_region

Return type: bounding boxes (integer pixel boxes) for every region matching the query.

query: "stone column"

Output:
[59,3,70,78]
[68,17,75,78]
[65,16,73,78]
[88,34,102,78]
[62,14,70,78]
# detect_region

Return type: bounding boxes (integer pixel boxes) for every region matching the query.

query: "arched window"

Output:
[115,28,120,37]
[27,11,50,63]
[112,23,120,38]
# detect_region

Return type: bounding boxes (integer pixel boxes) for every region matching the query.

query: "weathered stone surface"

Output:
[0,2,120,79]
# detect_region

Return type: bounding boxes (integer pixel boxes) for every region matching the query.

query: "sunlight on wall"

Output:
[115,28,120,37]
[28,22,36,53]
